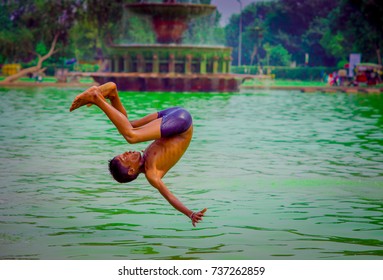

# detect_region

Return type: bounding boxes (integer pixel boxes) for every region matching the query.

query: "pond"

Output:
[0,86,382,259]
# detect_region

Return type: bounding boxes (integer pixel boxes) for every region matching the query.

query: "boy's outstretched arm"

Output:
[146,172,207,227]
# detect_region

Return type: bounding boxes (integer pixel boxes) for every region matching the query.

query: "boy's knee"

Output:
[123,131,139,144]
[106,82,117,90]
[126,137,139,144]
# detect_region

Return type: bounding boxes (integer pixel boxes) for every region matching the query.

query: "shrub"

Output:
[231,66,338,81]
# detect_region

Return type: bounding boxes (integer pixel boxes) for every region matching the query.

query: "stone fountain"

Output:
[91,0,241,92]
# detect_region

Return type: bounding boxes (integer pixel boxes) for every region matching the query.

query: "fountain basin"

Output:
[91,72,241,92]
[93,44,240,92]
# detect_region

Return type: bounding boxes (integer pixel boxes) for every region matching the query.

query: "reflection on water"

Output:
[0,87,382,259]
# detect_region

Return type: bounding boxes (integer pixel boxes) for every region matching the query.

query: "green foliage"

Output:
[0,27,34,63]
[74,63,99,72]
[82,0,124,32]
[183,1,224,46]
[69,22,98,62]
[183,16,225,45]
[0,3,32,63]
[332,0,383,64]
[2,0,382,71]
[320,32,345,60]
[0,0,81,63]
[226,0,382,67]
[35,42,48,56]
[263,44,291,66]
[275,0,338,64]
[270,67,336,81]
[121,15,155,44]
[232,66,338,81]
[337,59,348,69]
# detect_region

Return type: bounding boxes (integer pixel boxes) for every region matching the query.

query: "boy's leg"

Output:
[70,87,161,144]
[98,82,127,117]
[98,82,159,128]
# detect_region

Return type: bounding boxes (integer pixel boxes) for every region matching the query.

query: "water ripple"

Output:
[1,88,382,259]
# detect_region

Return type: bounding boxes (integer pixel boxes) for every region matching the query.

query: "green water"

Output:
[0,87,382,260]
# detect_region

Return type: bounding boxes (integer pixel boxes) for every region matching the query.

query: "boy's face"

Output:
[117,151,141,175]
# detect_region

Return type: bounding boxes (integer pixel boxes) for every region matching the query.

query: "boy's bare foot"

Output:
[69,86,101,112]
[85,82,117,108]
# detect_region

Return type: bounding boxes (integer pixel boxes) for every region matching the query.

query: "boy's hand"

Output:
[190,208,207,227]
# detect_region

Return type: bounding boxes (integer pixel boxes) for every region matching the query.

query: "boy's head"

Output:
[108,151,142,183]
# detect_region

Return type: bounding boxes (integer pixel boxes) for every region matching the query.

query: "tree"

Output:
[263,43,291,66]
[225,1,279,66]
[81,0,125,45]
[333,0,383,64]
[69,21,99,63]
[2,34,59,82]
[302,16,338,66]
[183,4,224,46]
[0,2,34,63]
[273,0,338,65]
[223,0,383,67]
[0,0,81,81]
[120,12,155,44]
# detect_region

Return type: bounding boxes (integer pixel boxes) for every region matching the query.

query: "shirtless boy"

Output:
[69,82,206,227]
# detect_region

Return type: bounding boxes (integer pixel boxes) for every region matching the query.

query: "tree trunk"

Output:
[250,46,258,66]
[1,34,59,83]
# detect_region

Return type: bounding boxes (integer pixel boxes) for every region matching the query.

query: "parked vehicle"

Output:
[353,63,382,86]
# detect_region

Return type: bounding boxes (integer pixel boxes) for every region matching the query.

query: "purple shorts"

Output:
[157,107,192,138]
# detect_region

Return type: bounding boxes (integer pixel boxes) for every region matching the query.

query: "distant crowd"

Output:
[324,67,382,87]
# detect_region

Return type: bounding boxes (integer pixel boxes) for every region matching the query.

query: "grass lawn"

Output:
[242,78,327,87]
[242,78,383,88]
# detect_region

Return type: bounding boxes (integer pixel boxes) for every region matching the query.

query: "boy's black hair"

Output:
[108,157,139,183]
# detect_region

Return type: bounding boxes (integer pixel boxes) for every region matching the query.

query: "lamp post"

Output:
[255,26,263,72]
[236,0,242,67]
